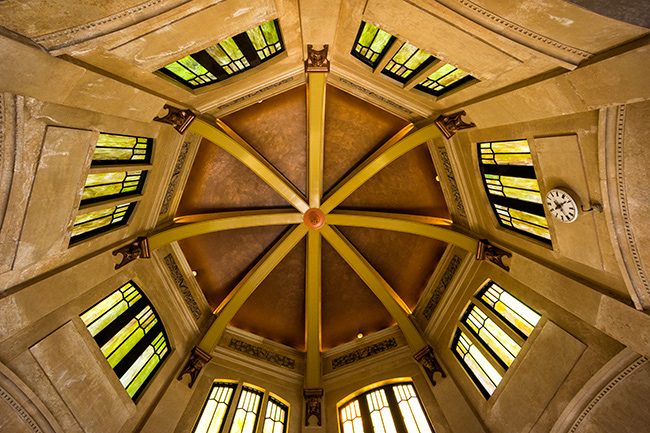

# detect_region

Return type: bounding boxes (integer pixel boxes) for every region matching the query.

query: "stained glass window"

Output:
[453,281,540,398]
[92,133,152,165]
[159,20,284,89]
[194,383,289,433]
[193,383,236,433]
[478,140,551,243]
[381,43,433,82]
[352,22,396,67]
[80,281,169,400]
[415,63,474,96]
[71,202,136,244]
[80,171,147,205]
[339,382,435,433]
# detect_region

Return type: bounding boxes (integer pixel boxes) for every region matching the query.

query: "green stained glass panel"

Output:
[261,21,279,44]
[72,202,132,238]
[481,283,540,337]
[465,305,521,367]
[480,140,532,166]
[455,332,502,396]
[193,383,235,433]
[93,134,150,164]
[81,171,144,202]
[353,22,393,65]
[483,174,542,204]
[122,332,167,397]
[383,43,431,79]
[427,63,456,81]
[437,68,469,86]
[165,61,198,81]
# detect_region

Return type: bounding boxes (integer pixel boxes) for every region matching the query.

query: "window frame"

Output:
[192,381,289,433]
[477,139,552,245]
[452,280,540,399]
[338,380,435,433]
[158,19,285,90]
[350,21,477,97]
[80,280,171,402]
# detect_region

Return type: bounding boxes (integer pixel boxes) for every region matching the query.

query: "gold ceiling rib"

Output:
[197,224,309,354]
[327,210,479,253]
[307,73,327,208]
[148,209,303,250]
[320,122,436,214]
[187,118,310,213]
[320,225,428,352]
[305,230,322,389]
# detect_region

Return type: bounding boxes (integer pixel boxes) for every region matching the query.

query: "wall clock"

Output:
[545,188,579,223]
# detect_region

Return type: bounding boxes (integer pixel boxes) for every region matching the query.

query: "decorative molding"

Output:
[454,0,592,60]
[305,44,330,72]
[423,255,463,320]
[177,346,212,388]
[569,356,648,432]
[304,388,323,426]
[437,147,466,217]
[434,110,475,139]
[614,105,650,300]
[413,345,446,386]
[338,78,413,115]
[0,94,4,162]
[163,254,201,320]
[33,0,171,49]
[331,337,398,370]
[477,239,511,271]
[112,237,150,269]
[216,77,295,110]
[153,104,196,134]
[159,141,190,215]
[228,338,296,370]
[0,385,43,433]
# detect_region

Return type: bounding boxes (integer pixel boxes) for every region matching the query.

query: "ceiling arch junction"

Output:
[111,53,498,395]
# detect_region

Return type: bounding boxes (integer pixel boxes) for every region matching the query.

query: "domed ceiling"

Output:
[175,82,450,351]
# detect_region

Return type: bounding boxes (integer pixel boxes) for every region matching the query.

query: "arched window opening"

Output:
[452,280,540,398]
[351,21,477,96]
[193,382,288,433]
[339,381,435,433]
[80,280,170,400]
[477,139,551,244]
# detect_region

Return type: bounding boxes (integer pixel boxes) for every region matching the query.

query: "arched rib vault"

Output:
[148,72,479,390]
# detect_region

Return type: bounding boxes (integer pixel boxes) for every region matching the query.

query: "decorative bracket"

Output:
[477,239,512,272]
[434,110,476,139]
[414,345,446,386]
[177,346,212,388]
[304,388,323,426]
[153,104,196,133]
[305,44,330,72]
[113,237,150,270]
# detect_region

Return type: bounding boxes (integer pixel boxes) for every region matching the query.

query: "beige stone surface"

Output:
[29,321,132,433]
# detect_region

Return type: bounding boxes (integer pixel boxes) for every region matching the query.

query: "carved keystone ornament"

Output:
[177,346,212,388]
[434,110,476,139]
[305,44,330,72]
[304,388,323,426]
[476,239,512,272]
[153,104,196,133]
[113,237,150,269]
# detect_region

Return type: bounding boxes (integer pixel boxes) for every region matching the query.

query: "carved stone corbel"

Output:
[477,239,512,272]
[153,104,196,133]
[112,237,150,269]
[305,44,330,72]
[434,110,476,139]
[177,347,212,388]
[304,388,323,426]
[414,345,446,386]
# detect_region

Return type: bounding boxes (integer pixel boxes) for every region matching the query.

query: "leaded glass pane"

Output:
[341,400,365,433]
[229,387,263,433]
[494,204,551,240]
[93,133,151,164]
[352,22,394,66]
[164,56,218,87]
[81,170,147,204]
[480,282,540,337]
[382,43,431,80]
[463,304,521,367]
[366,389,398,433]
[193,383,236,433]
[392,384,432,433]
[483,174,542,204]
[416,63,473,95]
[262,398,287,433]
[206,38,250,75]
[80,281,169,401]
[247,21,282,60]
[454,331,502,396]
[71,202,135,241]
[479,140,532,166]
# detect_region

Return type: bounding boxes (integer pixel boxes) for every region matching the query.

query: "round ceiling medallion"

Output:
[304,208,325,229]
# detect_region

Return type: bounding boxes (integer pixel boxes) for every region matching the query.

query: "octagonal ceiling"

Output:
[176,82,449,351]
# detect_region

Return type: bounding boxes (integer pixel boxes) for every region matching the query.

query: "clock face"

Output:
[546,189,578,223]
